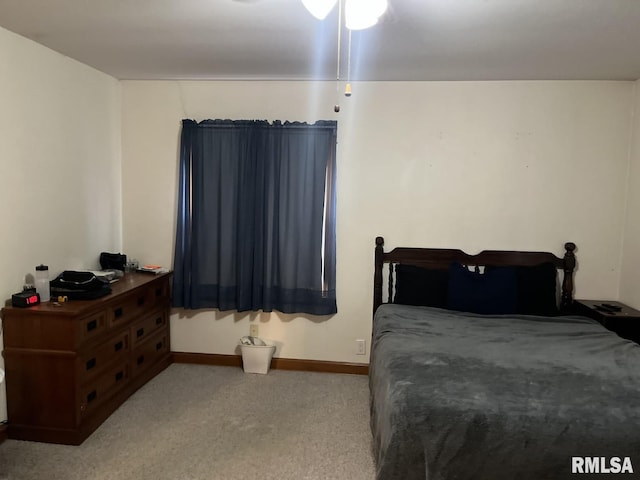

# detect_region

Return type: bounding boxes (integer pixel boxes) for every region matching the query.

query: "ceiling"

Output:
[2,0,640,81]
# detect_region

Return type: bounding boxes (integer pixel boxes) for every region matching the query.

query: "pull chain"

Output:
[345,29,352,97]
[334,0,343,112]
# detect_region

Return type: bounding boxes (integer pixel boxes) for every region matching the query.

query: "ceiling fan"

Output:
[301,0,388,108]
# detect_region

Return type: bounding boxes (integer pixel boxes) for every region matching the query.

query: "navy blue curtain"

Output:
[172,119,337,315]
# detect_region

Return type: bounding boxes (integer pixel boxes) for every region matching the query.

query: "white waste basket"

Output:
[240,342,276,374]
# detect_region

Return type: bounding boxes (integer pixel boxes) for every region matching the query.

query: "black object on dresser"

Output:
[573,299,640,344]
[1,272,172,445]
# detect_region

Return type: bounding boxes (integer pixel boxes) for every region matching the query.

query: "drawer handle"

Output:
[137,328,145,338]
[86,358,96,370]
[137,355,145,365]
[86,319,97,332]
[114,307,123,318]
[155,316,162,326]
[137,296,146,306]
[156,341,163,351]
[115,371,124,382]
[87,390,97,403]
[114,340,124,352]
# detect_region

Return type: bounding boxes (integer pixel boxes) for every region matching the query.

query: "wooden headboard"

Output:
[373,236,577,316]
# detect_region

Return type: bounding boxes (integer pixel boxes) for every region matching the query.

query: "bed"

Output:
[369,237,640,480]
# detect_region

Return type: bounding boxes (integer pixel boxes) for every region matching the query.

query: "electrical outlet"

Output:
[356,339,366,355]
[250,324,259,337]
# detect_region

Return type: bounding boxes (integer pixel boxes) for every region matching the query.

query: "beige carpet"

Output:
[0,364,376,480]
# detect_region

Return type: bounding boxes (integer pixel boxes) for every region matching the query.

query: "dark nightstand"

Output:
[573,299,640,344]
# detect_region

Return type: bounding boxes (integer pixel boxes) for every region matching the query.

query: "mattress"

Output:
[370,304,640,480]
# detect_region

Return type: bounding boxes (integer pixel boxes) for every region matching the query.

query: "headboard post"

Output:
[561,242,576,310]
[374,236,385,315]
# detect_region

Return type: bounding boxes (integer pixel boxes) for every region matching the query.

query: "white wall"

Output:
[621,81,640,308]
[121,80,634,364]
[0,27,122,420]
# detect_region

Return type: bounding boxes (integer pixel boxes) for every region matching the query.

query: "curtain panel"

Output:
[173,119,337,315]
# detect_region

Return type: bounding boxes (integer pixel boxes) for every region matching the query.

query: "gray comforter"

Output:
[370,304,640,480]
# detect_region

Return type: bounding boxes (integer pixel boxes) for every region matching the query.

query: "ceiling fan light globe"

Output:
[368,0,388,18]
[345,0,387,30]
[302,0,338,20]
[346,14,379,30]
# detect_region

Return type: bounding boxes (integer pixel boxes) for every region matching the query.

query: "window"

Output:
[172,119,337,315]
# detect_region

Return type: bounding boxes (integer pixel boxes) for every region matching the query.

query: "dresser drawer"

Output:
[106,278,170,329]
[149,278,170,302]
[76,311,107,345]
[131,309,167,348]
[132,331,169,378]
[106,291,151,328]
[79,361,130,417]
[78,330,130,381]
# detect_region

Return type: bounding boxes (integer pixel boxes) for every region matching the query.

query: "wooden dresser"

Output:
[1,272,172,445]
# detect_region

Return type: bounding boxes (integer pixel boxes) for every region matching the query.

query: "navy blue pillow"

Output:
[394,264,448,308]
[516,263,559,316]
[447,262,518,315]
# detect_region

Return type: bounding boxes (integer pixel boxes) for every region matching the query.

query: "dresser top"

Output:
[2,271,171,316]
